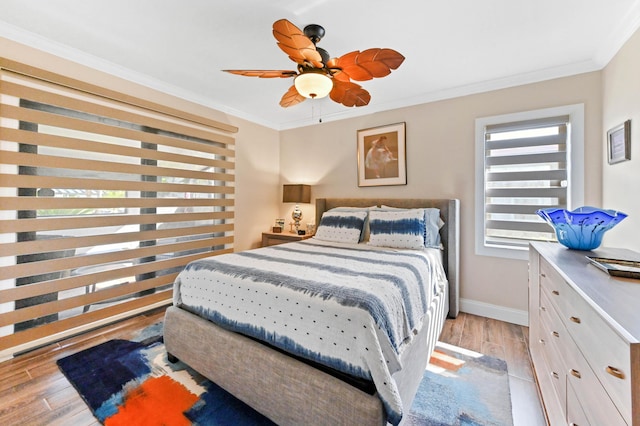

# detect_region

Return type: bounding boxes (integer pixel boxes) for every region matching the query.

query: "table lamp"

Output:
[282,184,311,233]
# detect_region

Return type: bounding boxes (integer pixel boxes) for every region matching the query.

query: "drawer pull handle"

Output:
[539,339,545,345]
[569,316,581,324]
[552,331,560,338]
[551,371,559,379]
[606,366,625,380]
[552,290,560,296]
[541,273,546,278]
[570,369,581,379]
[540,306,546,312]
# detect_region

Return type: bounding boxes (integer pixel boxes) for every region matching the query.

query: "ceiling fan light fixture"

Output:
[294,71,332,99]
[223,19,405,108]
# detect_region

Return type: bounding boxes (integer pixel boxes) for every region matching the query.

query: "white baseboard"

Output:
[460,298,529,326]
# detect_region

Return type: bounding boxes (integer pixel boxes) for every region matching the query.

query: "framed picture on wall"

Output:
[357,122,406,187]
[607,119,631,164]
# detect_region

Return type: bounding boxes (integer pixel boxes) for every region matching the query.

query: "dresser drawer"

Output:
[562,294,631,424]
[561,325,627,426]
[539,290,568,359]
[540,260,632,422]
[567,380,591,426]
[538,304,567,403]
[539,259,565,304]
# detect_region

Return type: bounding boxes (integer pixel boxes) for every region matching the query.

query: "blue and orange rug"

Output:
[57,326,513,425]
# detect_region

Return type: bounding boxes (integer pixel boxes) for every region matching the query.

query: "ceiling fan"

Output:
[223,19,405,108]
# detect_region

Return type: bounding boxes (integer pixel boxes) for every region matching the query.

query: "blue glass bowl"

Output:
[536,206,627,250]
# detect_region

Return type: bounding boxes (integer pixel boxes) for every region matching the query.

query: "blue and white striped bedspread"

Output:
[173,239,447,424]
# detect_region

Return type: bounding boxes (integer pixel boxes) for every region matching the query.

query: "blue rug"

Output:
[57,325,512,425]
[408,342,513,425]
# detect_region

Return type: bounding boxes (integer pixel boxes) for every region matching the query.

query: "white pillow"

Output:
[314,210,368,244]
[368,209,426,249]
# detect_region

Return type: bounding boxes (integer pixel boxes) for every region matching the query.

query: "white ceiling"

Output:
[1,0,640,130]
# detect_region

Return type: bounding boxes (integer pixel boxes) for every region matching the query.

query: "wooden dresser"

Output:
[529,242,640,425]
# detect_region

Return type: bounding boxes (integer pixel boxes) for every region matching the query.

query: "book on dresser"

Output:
[529,242,640,425]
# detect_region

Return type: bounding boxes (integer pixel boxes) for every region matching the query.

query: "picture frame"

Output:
[607,120,631,164]
[357,122,406,187]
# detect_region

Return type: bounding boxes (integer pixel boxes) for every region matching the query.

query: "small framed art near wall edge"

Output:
[357,122,406,187]
[607,119,631,165]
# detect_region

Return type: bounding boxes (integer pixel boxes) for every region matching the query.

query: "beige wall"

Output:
[280,72,603,321]
[602,28,640,251]
[233,119,280,250]
[0,37,280,254]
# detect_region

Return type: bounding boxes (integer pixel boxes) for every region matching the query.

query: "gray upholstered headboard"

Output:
[315,198,460,318]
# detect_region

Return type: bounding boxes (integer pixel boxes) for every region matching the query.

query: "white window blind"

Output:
[0,59,237,356]
[475,104,585,260]
[482,115,570,249]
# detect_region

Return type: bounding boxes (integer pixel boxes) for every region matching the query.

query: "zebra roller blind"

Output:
[0,59,236,356]
[482,115,570,250]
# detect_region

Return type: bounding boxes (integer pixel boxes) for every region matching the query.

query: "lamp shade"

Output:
[294,72,333,99]
[283,184,311,203]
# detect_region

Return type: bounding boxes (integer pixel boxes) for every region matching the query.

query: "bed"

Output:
[164,198,460,425]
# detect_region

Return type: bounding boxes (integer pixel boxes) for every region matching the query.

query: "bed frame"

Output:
[164,198,460,425]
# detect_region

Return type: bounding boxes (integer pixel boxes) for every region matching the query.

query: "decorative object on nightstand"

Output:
[536,206,627,250]
[273,218,285,233]
[306,223,315,235]
[283,184,311,233]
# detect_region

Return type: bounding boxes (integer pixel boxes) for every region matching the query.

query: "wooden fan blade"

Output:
[330,80,371,107]
[278,43,323,68]
[223,70,297,78]
[326,58,350,82]
[280,85,306,108]
[273,19,324,68]
[326,57,339,69]
[331,70,351,83]
[334,48,405,81]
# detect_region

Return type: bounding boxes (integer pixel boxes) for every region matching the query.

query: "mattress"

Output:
[173,239,447,424]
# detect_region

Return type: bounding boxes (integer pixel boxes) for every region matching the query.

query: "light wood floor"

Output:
[439,312,547,426]
[0,309,547,425]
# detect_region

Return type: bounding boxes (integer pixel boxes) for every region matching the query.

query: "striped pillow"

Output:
[314,211,367,244]
[327,206,376,242]
[368,209,426,249]
[379,206,443,248]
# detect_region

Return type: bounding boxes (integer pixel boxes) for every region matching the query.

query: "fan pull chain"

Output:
[312,100,323,123]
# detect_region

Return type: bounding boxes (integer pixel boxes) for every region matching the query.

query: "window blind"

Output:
[482,115,570,249]
[0,59,237,356]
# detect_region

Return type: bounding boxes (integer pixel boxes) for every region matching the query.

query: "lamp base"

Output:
[291,204,303,233]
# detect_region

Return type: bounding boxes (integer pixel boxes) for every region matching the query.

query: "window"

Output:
[475,104,584,260]
[0,59,237,356]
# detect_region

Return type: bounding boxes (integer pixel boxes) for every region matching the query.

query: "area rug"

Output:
[57,325,512,425]
[406,342,513,425]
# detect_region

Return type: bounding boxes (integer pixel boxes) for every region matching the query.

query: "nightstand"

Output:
[261,231,313,247]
